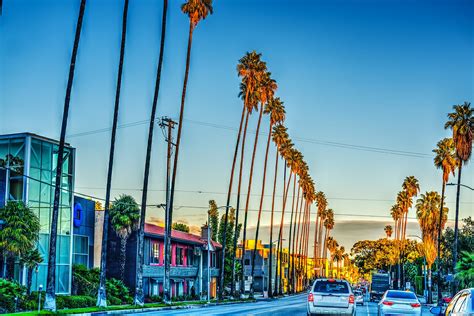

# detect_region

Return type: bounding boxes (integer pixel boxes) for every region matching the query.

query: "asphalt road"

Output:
[125,294,433,315]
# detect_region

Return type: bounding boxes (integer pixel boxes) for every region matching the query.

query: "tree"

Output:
[315,192,327,276]
[384,225,393,238]
[416,191,448,303]
[164,0,213,302]
[135,0,169,306]
[208,200,219,240]
[44,0,86,311]
[242,70,277,296]
[322,209,335,275]
[444,101,473,293]
[172,222,190,233]
[455,251,474,289]
[230,51,266,297]
[268,124,288,296]
[20,248,43,295]
[433,137,457,300]
[109,195,140,282]
[0,201,40,280]
[250,97,285,296]
[218,208,241,287]
[97,0,130,307]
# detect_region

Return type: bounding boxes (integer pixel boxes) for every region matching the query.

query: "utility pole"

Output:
[160,117,177,304]
[207,211,211,304]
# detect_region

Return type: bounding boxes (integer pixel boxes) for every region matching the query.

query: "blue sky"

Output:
[1,0,473,249]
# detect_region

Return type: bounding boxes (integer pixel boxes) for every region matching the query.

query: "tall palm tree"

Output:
[322,209,334,277]
[384,225,393,238]
[433,137,457,300]
[45,1,86,310]
[276,140,294,294]
[444,101,473,293]
[250,98,285,295]
[401,176,420,241]
[231,52,265,297]
[97,0,130,307]
[162,0,213,304]
[135,0,169,304]
[242,71,277,295]
[326,237,338,278]
[110,195,140,282]
[218,55,263,301]
[293,176,307,290]
[286,151,303,293]
[416,191,448,303]
[269,124,288,296]
[315,192,327,276]
[20,248,43,295]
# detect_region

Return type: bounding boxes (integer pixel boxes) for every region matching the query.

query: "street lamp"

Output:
[446,183,474,191]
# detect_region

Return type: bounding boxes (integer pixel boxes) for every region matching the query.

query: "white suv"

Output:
[307,279,356,316]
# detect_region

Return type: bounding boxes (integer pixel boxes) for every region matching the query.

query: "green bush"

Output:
[56,295,96,309]
[145,295,163,303]
[0,279,27,313]
[72,264,132,304]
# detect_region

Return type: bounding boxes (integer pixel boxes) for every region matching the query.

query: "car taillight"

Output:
[349,294,354,304]
[411,303,421,308]
[308,293,314,302]
[382,301,394,306]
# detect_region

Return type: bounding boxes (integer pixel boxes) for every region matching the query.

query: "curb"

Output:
[87,299,257,315]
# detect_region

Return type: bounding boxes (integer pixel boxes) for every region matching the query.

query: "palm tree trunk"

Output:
[241,103,264,295]
[268,151,278,298]
[218,104,246,300]
[286,173,297,293]
[313,211,319,276]
[318,217,324,274]
[323,229,329,277]
[27,267,33,295]
[120,237,127,282]
[250,123,272,296]
[44,1,86,311]
[277,169,292,294]
[274,162,286,296]
[164,19,194,304]
[436,180,446,301]
[293,194,303,290]
[452,163,462,295]
[428,268,432,304]
[134,0,168,306]
[231,111,250,298]
[97,0,129,307]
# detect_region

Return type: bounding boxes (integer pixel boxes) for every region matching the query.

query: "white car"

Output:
[354,290,364,305]
[307,279,356,316]
[378,290,421,316]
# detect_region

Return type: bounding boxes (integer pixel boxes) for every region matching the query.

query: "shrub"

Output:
[145,295,163,303]
[107,296,122,306]
[56,295,96,309]
[0,279,27,313]
[106,278,132,304]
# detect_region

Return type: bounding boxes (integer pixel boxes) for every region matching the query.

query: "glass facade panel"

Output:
[56,265,70,293]
[73,235,89,267]
[0,140,8,162]
[31,139,41,169]
[41,142,52,170]
[58,235,71,264]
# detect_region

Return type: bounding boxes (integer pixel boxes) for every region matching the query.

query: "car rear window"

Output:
[313,280,350,294]
[354,291,362,295]
[386,291,417,299]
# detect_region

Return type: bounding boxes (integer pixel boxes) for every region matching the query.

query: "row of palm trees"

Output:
[218,50,342,298]
[387,102,472,301]
[43,0,214,310]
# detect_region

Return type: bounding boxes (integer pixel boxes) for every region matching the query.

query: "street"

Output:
[124,294,433,315]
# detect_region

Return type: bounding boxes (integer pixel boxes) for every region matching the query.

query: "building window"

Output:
[186,248,194,266]
[176,247,184,266]
[73,235,89,267]
[150,241,160,264]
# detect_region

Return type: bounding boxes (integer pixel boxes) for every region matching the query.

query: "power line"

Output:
[66,117,432,158]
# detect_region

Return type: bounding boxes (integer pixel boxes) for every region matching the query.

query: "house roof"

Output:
[145,223,221,249]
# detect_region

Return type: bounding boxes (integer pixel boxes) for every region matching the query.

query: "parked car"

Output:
[307,279,355,316]
[354,290,364,305]
[430,288,474,316]
[377,290,421,316]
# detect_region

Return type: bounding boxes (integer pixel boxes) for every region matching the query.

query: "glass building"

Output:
[0,133,75,294]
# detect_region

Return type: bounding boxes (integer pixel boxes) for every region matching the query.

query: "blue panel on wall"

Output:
[73,202,83,228]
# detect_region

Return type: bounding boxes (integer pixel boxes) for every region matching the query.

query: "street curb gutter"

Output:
[83,300,257,315]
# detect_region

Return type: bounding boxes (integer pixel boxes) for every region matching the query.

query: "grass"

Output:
[4,298,256,315]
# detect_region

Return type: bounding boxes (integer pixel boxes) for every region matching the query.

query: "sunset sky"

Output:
[1,0,473,250]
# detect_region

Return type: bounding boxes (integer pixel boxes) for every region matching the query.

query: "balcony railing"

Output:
[143,265,199,278]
